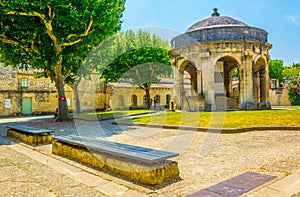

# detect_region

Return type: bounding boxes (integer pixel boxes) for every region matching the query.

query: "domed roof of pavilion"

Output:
[186,9,248,33]
[171,8,269,49]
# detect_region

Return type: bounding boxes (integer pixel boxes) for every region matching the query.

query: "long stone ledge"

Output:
[7,129,53,146]
[52,140,180,186]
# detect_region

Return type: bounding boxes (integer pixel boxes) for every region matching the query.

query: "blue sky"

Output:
[121,0,300,66]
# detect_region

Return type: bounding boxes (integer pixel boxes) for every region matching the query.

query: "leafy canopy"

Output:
[100,30,172,84]
[0,0,125,120]
[268,59,284,81]
[0,0,125,81]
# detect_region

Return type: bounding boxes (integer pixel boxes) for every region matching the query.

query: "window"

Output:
[20,78,28,88]
[131,95,137,107]
[154,95,160,104]
[166,94,171,106]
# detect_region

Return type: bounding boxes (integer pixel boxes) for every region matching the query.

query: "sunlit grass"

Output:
[73,109,151,120]
[121,109,300,128]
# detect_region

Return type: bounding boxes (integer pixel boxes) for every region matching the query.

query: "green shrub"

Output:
[287,76,300,105]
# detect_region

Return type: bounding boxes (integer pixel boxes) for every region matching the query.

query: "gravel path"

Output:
[0,115,299,196]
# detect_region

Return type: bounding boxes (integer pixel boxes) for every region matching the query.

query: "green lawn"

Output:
[72,109,151,120]
[120,109,300,128]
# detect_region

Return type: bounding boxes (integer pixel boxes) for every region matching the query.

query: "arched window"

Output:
[131,95,137,107]
[166,94,171,106]
[154,95,160,104]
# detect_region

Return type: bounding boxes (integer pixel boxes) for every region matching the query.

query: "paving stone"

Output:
[189,172,276,197]
[268,174,300,196]
[246,187,287,197]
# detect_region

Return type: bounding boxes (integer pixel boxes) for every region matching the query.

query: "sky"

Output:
[121,0,300,66]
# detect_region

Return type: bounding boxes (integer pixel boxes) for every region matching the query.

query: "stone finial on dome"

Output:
[212,8,220,17]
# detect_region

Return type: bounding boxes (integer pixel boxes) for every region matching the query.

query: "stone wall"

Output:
[110,84,175,110]
[269,88,290,106]
[0,66,106,116]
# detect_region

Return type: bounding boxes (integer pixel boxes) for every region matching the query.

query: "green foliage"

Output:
[283,66,300,78]
[231,69,238,78]
[103,47,171,83]
[287,76,300,105]
[100,30,171,82]
[269,59,284,81]
[0,0,125,120]
[98,29,171,108]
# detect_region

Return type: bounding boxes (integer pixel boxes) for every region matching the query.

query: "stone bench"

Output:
[52,135,180,186]
[7,125,54,146]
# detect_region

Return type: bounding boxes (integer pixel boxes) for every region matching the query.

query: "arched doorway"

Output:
[254,57,268,107]
[131,94,137,107]
[183,62,198,96]
[215,56,240,110]
[166,94,171,107]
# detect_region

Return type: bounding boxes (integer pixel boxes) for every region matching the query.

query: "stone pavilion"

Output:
[169,8,272,111]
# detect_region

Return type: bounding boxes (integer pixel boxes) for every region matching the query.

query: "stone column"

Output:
[173,66,184,110]
[201,59,216,111]
[253,71,259,104]
[239,55,255,109]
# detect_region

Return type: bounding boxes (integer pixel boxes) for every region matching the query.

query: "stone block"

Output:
[52,141,180,186]
[7,129,52,145]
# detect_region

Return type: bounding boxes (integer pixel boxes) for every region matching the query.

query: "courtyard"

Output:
[0,112,299,196]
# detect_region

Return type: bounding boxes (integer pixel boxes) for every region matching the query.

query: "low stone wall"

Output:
[7,129,53,145]
[52,140,180,186]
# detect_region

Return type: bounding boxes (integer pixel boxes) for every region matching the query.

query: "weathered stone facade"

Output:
[0,65,106,116]
[109,78,177,110]
[269,89,290,106]
[170,9,272,111]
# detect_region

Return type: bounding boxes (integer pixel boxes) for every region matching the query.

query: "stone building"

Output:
[169,9,272,111]
[108,77,182,110]
[0,64,106,116]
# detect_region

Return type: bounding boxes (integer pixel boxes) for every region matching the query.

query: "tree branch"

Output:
[5,7,61,54]
[61,39,82,47]
[6,10,45,20]
[63,16,95,47]
[0,33,40,54]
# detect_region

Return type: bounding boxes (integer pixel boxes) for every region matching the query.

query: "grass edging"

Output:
[113,122,300,134]
[73,111,156,122]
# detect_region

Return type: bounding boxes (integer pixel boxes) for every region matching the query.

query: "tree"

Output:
[100,30,172,108]
[0,0,125,121]
[269,59,284,82]
[283,66,300,79]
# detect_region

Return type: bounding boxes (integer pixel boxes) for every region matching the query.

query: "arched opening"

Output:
[131,94,137,107]
[177,60,204,111]
[166,94,171,107]
[254,57,267,106]
[215,56,240,110]
[183,62,198,96]
[154,95,160,105]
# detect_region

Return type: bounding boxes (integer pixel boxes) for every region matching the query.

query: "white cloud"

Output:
[286,15,299,25]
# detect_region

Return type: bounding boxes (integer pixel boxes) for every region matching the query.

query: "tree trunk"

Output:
[54,57,69,122]
[144,83,151,109]
[73,80,81,113]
